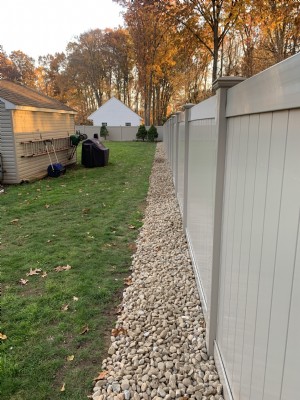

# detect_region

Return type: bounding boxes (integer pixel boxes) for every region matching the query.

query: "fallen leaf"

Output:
[46,240,52,243]
[54,265,72,272]
[45,204,50,209]
[80,325,89,335]
[128,243,137,252]
[41,271,47,278]
[61,304,69,311]
[128,225,136,229]
[60,382,65,392]
[73,296,79,301]
[82,208,90,214]
[67,355,74,361]
[10,219,19,224]
[115,304,123,314]
[26,268,42,276]
[124,276,133,286]
[19,278,29,285]
[93,370,108,381]
[111,327,128,337]
[0,333,7,340]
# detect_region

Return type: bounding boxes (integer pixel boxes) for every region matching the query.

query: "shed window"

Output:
[125,122,131,126]
[102,122,107,126]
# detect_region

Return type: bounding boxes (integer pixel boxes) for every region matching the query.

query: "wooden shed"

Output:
[0,80,77,184]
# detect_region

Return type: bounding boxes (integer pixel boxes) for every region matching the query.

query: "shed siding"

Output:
[0,101,18,183]
[12,110,76,182]
[12,110,74,134]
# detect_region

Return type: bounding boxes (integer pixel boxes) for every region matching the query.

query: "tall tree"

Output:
[9,51,36,87]
[153,0,244,84]
[38,53,68,101]
[104,28,134,106]
[255,0,300,63]
[114,0,181,124]
[0,46,35,86]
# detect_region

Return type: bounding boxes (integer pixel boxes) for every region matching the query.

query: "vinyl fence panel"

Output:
[163,53,300,400]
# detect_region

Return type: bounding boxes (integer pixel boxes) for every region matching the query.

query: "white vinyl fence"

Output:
[75,125,163,141]
[164,53,300,400]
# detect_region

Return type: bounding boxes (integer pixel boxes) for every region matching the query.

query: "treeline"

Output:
[1,0,299,125]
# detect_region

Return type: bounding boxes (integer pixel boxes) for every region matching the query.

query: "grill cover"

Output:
[81,139,109,168]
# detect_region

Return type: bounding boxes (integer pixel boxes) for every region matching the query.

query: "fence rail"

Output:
[163,53,300,400]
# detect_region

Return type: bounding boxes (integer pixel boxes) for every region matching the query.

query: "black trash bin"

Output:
[81,139,109,168]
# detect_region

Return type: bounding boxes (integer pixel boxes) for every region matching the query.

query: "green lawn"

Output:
[0,142,156,400]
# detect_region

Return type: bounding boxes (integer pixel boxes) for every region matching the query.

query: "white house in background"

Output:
[88,97,142,126]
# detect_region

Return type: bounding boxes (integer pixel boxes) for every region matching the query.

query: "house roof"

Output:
[0,79,76,114]
[88,97,141,121]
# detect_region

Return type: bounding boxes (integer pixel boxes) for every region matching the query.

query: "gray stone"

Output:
[112,382,121,393]
[124,390,131,400]
[169,374,177,389]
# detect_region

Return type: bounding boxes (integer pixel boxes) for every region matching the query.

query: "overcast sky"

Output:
[1,0,124,61]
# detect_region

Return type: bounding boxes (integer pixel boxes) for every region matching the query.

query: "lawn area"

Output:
[0,142,156,400]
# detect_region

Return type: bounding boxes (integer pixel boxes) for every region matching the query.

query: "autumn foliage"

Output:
[1,0,299,124]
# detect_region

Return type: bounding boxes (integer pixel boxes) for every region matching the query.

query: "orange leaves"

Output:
[111,327,128,337]
[124,276,133,286]
[0,333,7,340]
[93,370,108,382]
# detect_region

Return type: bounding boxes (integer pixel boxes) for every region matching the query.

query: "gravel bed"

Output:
[92,143,223,400]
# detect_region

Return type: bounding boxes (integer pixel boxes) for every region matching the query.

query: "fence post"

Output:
[174,111,181,193]
[207,77,245,355]
[182,103,194,231]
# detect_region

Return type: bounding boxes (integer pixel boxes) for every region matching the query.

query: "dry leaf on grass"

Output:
[67,355,74,361]
[111,327,128,337]
[54,265,72,272]
[41,271,47,278]
[93,370,108,381]
[26,268,42,276]
[45,204,50,209]
[10,219,19,224]
[0,333,7,340]
[61,304,69,311]
[60,382,65,392]
[128,243,137,252]
[128,225,136,229]
[19,278,29,285]
[73,296,79,301]
[80,325,89,335]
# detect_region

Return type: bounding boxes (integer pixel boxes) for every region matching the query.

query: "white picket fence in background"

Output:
[163,53,300,400]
